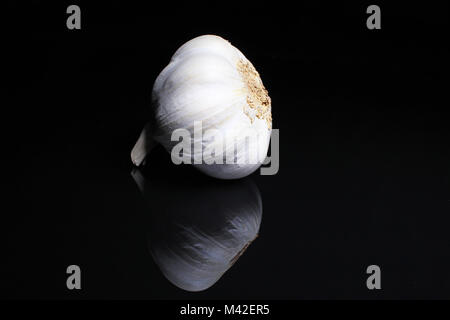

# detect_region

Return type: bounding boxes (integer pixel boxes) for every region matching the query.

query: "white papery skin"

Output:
[150,35,272,179]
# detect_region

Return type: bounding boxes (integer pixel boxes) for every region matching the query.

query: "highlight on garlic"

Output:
[131,169,262,292]
[131,34,272,179]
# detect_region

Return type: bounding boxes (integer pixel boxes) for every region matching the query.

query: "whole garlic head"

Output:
[131,35,272,179]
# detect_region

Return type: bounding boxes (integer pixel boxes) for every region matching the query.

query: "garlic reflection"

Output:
[132,169,262,292]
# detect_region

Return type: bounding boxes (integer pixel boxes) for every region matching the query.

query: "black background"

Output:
[3,1,449,299]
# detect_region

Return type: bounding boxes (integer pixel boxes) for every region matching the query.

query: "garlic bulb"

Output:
[132,169,262,292]
[131,35,272,179]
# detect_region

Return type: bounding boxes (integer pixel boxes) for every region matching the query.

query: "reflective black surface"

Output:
[3,2,449,299]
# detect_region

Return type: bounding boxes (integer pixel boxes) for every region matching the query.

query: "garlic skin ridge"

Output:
[131,34,272,179]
